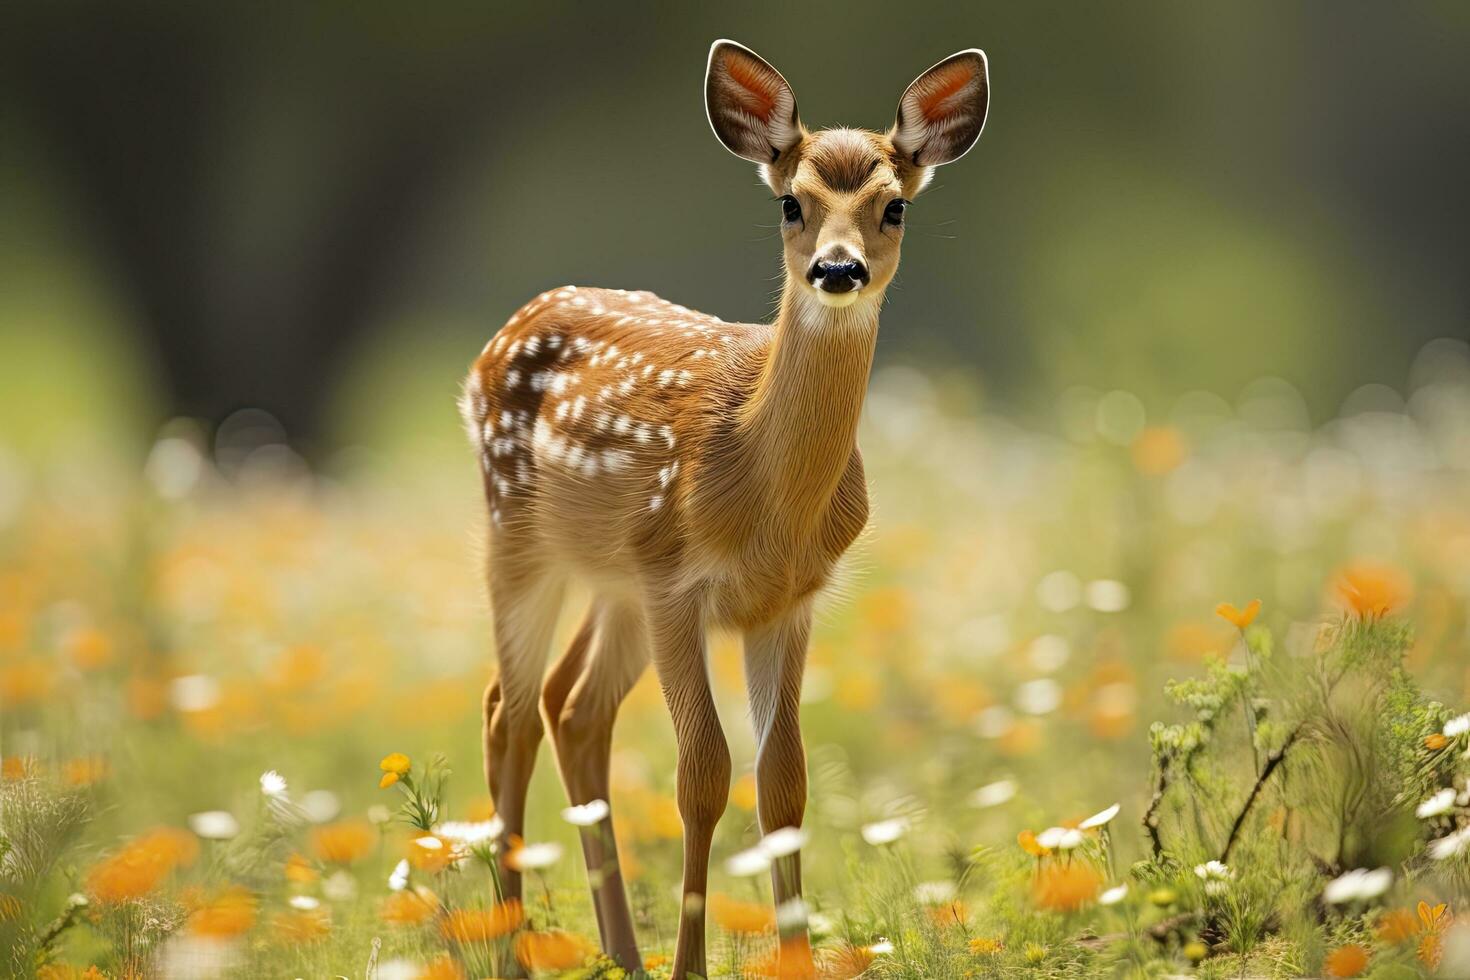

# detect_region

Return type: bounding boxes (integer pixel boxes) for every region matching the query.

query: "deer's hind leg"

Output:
[483,542,565,907]
[542,598,648,969]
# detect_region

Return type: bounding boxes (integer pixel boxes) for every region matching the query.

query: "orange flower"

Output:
[1419,932,1443,970]
[745,934,816,978]
[1017,830,1051,857]
[1376,908,1418,944]
[927,899,969,928]
[515,929,594,971]
[407,834,453,873]
[1426,733,1450,751]
[309,820,375,864]
[66,627,114,670]
[709,893,776,934]
[1032,862,1101,912]
[85,827,198,903]
[284,853,318,883]
[1324,943,1369,977]
[62,756,108,787]
[1418,900,1450,932]
[272,906,331,943]
[644,954,671,970]
[968,937,1004,955]
[1215,599,1261,630]
[188,886,257,937]
[379,772,400,789]
[417,955,466,980]
[1,756,39,781]
[439,900,524,943]
[1335,561,1411,618]
[380,888,439,926]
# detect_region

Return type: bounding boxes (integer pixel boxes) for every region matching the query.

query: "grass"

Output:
[4,366,1470,978]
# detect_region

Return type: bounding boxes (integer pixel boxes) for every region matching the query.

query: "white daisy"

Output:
[1323,867,1393,904]
[758,826,808,859]
[1036,826,1084,850]
[188,810,240,840]
[868,939,895,955]
[724,846,771,877]
[860,818,910,846]
[510,841,564,870]
[437,818,503,846]
[1418,788,1457,819]
[388,858,410,891]
[259,770,288,797]
[288,895,320,910]
[1079,803,1121,829]
[561,800,610,826]
[1429,827,1470,860]
[968,779,1017,809]
[1100,884,1128,905]
[1445,714,1470,738]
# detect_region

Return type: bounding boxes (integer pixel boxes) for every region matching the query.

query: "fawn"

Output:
[460,39,988,976]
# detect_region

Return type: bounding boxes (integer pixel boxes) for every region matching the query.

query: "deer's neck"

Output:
[735,283,880,519]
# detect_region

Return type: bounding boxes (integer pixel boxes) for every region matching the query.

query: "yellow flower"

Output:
[709,893,776,934]
[1183,940,1208,963]
[379,771,399,789]
[380,753,411,775]
[1214,599,1261,630]
[968,937,1003,955]
[1426,733,1450,750]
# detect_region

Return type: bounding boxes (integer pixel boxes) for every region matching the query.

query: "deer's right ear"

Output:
[705,40,802,166]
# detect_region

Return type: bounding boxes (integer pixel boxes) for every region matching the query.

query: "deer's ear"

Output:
[705,40,802,165]
[892,49,989,167]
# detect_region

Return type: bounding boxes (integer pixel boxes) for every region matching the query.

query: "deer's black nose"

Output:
[807,257,870,293]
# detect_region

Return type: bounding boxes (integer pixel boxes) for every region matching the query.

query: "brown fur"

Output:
[459,40,987,978]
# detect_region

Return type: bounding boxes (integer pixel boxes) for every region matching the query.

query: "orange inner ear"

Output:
[725,56,778,122]
[917,62,974,122]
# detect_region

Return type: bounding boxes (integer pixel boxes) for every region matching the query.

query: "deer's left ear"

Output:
[705,40,803,165]
[892,49,989,167]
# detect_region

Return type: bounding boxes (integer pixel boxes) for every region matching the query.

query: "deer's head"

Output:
[706,40,989,310]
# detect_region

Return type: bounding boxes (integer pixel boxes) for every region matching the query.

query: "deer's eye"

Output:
[883,198,909,228]
[779,195,803,226]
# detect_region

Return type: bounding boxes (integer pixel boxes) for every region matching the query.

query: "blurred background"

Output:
[3,1,1469,464]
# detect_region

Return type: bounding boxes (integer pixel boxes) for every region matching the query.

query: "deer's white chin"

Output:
[814,289,862,309]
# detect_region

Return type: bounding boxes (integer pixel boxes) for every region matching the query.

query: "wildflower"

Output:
[868,939,895,955]
[439,901,524,942]
[710,894,775,933]
[1328,940,1370,980]
[1017,830,1051,857]
[437,818,502,848]
[388,859,411,891]
[259,770,288,797]
[644,954,671,970]
[1429,827,1470,859]
[379,752,411,789]
[1323,867,1392,904]
[271,906,331,942]
[1427,733,1451,750]
[1446,714,1470,738]
[1417,787,1456,818]
[187,886,257,937]
[1035,826,1083,850]
[284,853,317,883]
[968,779,1017,809]
[725,845,771,877]
[1334,560,1410,617]
[1023,942,1046,964]
[309,820,375,864]
[560,799,610,826]
[1376,908,1418,944]
[288,895,320,911]
[1215,599,1261,630]
[407,835,453,873]
[516,930,595,971]
[913,880,957,905]
[1148,887,1177,907]
[188,810,241,840]
[860,817,909,845]
[759,825,809,859]
[1079,802,1121,829]
[417,955,466,980]
[1099,884,1128,905]
[1419,900,1450,932]
[380,888,438,926]
[1032,862,1101,911]
[1194,860,1233,896]
[85,828,198,903]
[968,937,1003,955]
[1182,940,1208,963]
[505,839,563,871]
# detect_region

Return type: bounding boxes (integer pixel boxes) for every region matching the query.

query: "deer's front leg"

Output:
[647,594,730,979]
[744,605,813,972]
